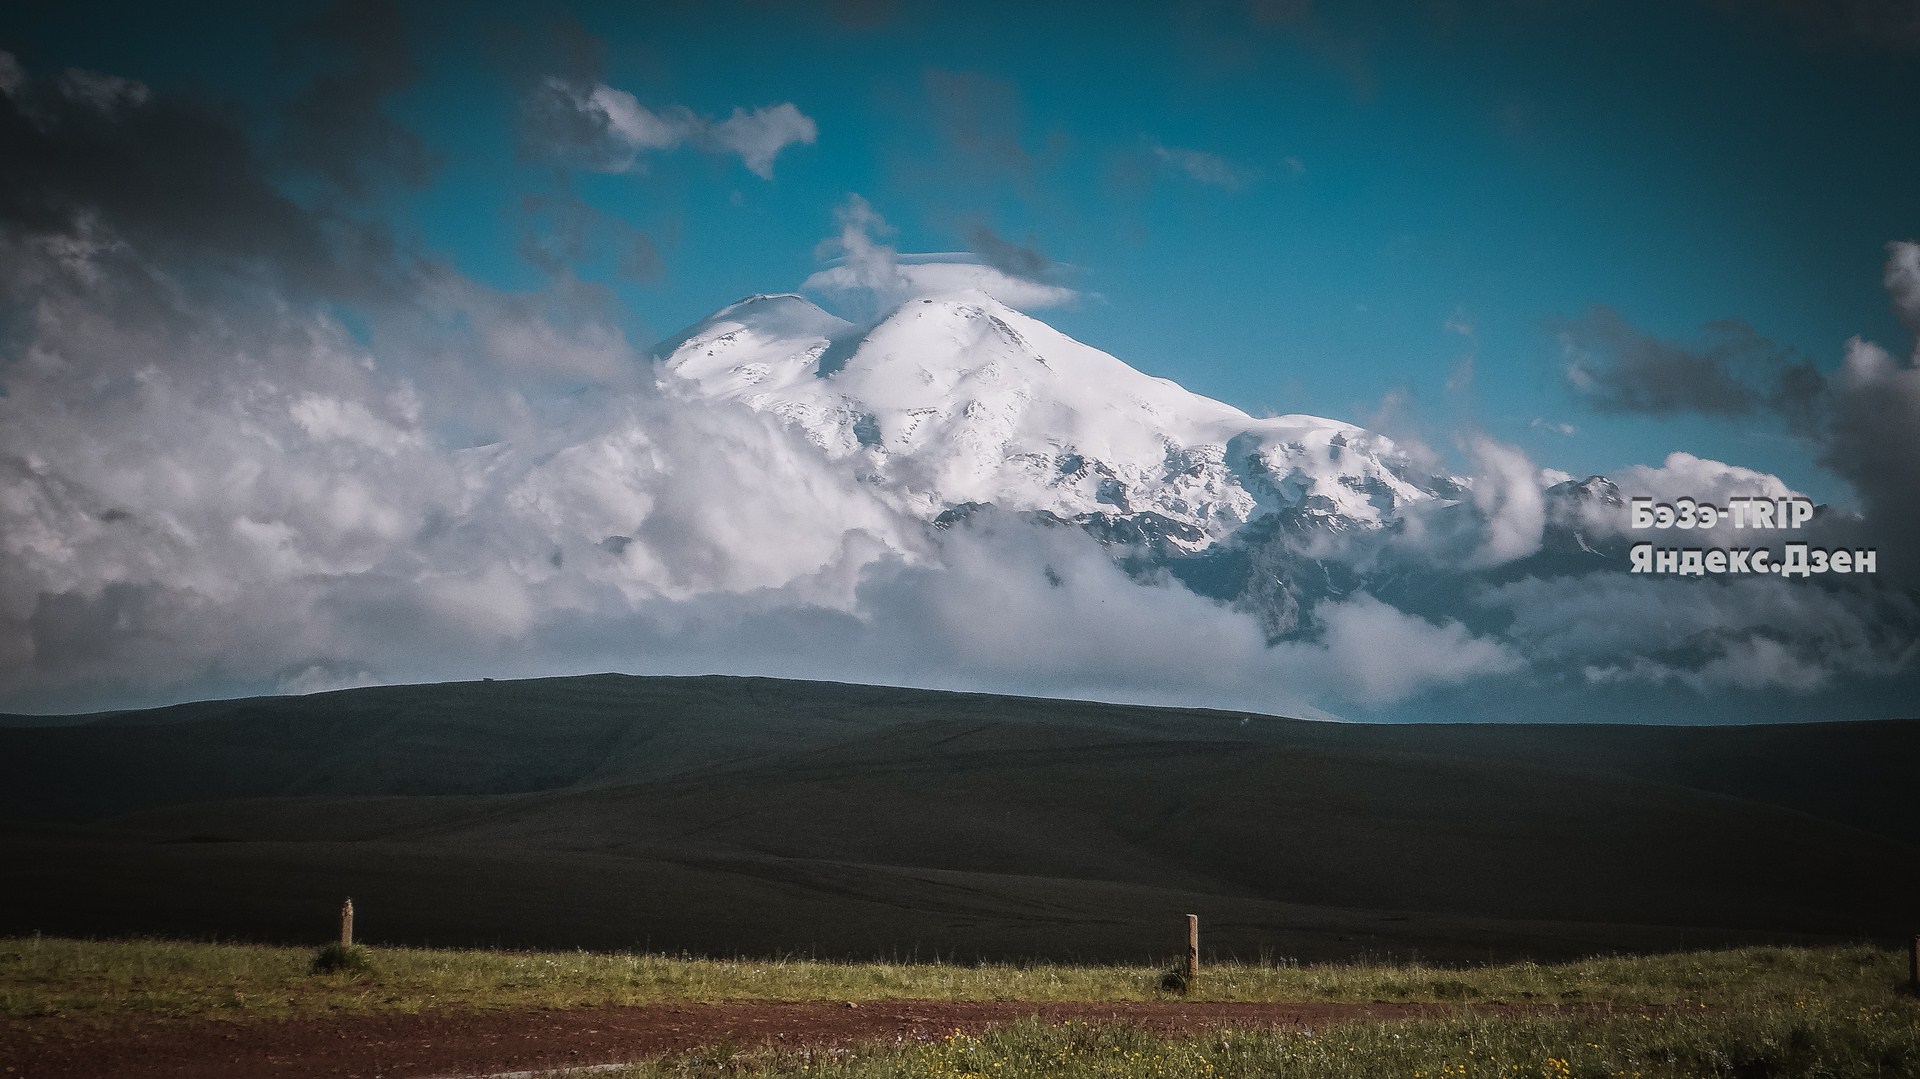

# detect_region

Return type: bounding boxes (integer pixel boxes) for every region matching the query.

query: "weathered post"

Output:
[341,897,355,949]
[1186,914,1199,983]
[1909,935,1918,992]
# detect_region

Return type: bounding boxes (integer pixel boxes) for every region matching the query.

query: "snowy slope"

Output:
[657,290,1459,546]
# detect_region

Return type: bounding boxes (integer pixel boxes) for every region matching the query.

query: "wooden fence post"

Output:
[1186,914,1199,982]
[341,898,354,948]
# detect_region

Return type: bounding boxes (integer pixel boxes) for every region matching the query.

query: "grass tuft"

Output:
[1158,965,1193,995]
[307,943,375,977]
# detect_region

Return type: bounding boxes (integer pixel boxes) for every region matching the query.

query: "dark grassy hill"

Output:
[0,675,1290,821]
[2,675,1914,963]
[1303,719,1920,850]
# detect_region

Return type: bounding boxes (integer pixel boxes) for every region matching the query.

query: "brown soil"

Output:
[0,999,1630,1079]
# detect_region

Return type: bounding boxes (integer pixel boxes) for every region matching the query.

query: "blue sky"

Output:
[12,0,1917,503]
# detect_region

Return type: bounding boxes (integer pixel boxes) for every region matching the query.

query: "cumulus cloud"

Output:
[413,266,647,390]
[1560,243,1920,575]
[1558,306,1820,417]
[808,194,904,296]
[0,49,719,709]
[0,218,915,708]
[1536,451,1832,553]
[851,521,1284,706]
[1464,436,1546,566]
[1612,452,1801,510]
[1310,594,1521,706]
[1821,333,1920,573]
[711,103,819,178]
[1485,573,1917,695]
[520,78,816,179]
[0,49,397,302]
[841,525,1522,714]
[1800,243,1920,575]
[1884,238,1920,336]
[1385,435,1545,570]
[0,248,451,702]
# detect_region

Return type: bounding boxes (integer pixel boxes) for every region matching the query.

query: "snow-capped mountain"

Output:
[657,290,1461,554]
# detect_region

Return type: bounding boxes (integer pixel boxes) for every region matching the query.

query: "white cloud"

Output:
[1462,436,1545,567]
[1884,239,1920,335]
[0,53,149,116]
[1151,144,1251,190]
[1613,451,1800,508]
[806,194,904,300]
[1690,637,1833,693]
[289,393,421,454]
[1559,452,1804,544]
[801,196,1079,313]
[1311,594,1521,706]
[0,214,969,711]
[711,103,819,180]
[1485,573,1917,695]
[532,78,817,179]
[802,260,1079,310]
[1820,325,1920,576]
[586,83,686,153]
[276,662,383,696]
[0,51,23,97]
[851,522,1286,706]
[56,68,151,112]
[798,523,1515,713]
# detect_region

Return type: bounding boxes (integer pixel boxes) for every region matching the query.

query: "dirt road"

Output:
[0,999,1602,1078]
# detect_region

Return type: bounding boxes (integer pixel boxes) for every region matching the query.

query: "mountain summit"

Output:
[659,290,1460,552]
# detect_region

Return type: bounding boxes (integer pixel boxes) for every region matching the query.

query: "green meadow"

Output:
[0,936,1907,1018]
[5,938,1918,1077]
